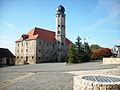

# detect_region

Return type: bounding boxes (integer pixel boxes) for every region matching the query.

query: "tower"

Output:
[56,5,66,61]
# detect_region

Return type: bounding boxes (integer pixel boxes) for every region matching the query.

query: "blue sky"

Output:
[0,0,120,54]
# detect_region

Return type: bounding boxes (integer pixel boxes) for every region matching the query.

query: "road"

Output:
[0,62,119,90]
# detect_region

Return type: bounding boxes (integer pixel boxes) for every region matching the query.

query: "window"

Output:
[62,25,64,27]
[39,41,41,45]
[26,42,28,46]
[39,49,41,52]
[22,43,23,46]
[58,41,60,44]
[26,49,28,52]
[62,42,64,46]
[58,14,60,17]
[32,56,34,59]
[52,44,54,48]
[58,25,60,27]
[17,56,19,59]
[21,49,23,52]
[21,56,23,59]
[38,57,40,60]
[18,50,19,52]
[62,15,64,17]
[18,43,19,47]
[58,31,60,34]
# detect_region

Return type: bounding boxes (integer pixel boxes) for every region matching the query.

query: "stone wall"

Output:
[36,39,58,63]
[74,75,120,90]
[103,58,120,64]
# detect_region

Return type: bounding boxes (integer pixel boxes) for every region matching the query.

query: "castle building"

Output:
[15,5,72,65]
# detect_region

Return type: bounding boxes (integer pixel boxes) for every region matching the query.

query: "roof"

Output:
[0,48,15,58]
[56,5,65,13]
[16,27,72,46]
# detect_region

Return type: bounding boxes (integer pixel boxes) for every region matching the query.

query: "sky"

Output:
[0,0,120,54]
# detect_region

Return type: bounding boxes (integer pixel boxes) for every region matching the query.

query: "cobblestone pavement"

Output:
[0,62,120,90]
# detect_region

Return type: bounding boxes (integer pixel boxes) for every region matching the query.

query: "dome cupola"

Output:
[56,5,65,13]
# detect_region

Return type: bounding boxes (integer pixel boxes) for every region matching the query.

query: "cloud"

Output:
[87,0,120,31]
[81,27,120,33]
[3,22,16,29]
[98,0,120,24]
[0,35,15,54]
[98,0,120,18]
[114,40,120,44]
[0,22,21,34]
[0,22,19,54]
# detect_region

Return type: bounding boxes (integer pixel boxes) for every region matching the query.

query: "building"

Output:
[15,5,72,65]
[0,48,15,65]
[111,45,120,57]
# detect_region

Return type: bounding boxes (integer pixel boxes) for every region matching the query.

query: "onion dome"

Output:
[56,5,65,13]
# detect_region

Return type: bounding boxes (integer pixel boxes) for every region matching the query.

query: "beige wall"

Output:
[103,58,120,64]
[15,40,36,65]
[15,38,68,65]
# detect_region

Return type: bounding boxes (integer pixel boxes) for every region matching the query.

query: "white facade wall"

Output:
[15,40,36,65]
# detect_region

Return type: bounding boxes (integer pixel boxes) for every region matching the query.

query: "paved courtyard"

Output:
[0,61,120,90]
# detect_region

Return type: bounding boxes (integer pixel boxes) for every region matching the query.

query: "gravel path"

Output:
[0,62,120,90]
[1,72,74,90]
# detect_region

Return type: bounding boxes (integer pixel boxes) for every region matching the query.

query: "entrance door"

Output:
[24,56,29,64]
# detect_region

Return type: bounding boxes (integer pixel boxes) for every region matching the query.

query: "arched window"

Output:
[58,25,60,27]
[58,31,60,34]
[62,42,64,46]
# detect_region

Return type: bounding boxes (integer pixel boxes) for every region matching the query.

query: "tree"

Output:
[82,42,91,62]
[91,48,112,60]
[67,36,91,63]
[75,36,83,51]
[75,36,84,62]
[90,44,101,50]
[83,42,91,53]
[67,44,77,63]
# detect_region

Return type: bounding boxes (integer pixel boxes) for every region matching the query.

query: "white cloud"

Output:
[0,22,19,54]
[98,0,120,18]
[0,37,15,55]
[0,22,21,34]
[81,27,120,33]
[88,0,120,30]
[114,39,120,44]
[3,22,16,29]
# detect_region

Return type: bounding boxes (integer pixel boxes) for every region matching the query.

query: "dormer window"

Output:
[21,34,29,40]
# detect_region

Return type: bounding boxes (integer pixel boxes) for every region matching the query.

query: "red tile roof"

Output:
[16,27,72,46]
